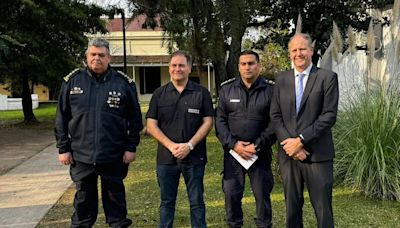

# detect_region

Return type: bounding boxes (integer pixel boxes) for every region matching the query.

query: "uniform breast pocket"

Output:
[69,93,88,114]
[187,104,202,129]
[226,98,242,113]
[253,99,269,114]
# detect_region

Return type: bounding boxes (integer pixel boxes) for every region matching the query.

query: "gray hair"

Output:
[288,33,313,49]
[170,50,192,67]
[86,37,110,54]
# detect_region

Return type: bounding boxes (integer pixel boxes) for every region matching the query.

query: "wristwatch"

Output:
[299,134,305,144]
[188,142,194,150]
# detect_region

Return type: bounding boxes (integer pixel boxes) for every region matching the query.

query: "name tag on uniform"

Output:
[188,108,200,114]
[230,99,240,103]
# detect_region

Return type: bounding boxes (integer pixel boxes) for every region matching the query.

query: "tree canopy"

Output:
[0,0,112,122]
[127,0,394,90]
[255,0,394,60]
[128,0,273,88]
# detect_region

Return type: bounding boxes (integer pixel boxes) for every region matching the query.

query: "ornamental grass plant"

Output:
[332,0,400,201]
[334,88,400,201]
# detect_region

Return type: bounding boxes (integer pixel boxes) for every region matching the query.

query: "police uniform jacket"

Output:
[215,77,276,161]
[55,67,143,164]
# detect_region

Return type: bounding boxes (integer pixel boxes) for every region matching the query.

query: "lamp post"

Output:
[117,9,127,74]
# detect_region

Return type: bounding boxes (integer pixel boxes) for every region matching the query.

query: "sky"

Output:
[87,0,131,16]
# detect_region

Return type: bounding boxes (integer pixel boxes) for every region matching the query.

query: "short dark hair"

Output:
[239,50,260,62]
[170,50,192,67]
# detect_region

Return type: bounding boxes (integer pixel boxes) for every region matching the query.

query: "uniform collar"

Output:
[236,76,265,90]
[87,66,112,82]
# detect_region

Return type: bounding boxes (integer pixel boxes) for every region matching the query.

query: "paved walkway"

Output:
[0,143,72,227]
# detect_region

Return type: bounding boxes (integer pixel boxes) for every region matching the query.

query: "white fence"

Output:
[0,94,39,111]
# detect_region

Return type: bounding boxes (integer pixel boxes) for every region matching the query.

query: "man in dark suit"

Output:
[270,33,339,228]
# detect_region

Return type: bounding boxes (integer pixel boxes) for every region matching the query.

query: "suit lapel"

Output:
[299,66,318,112]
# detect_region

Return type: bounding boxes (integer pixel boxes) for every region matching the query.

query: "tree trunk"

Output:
[213,59,228,95]
[225,0,247,81]
[21,73,37,123]
[226,35,242,79]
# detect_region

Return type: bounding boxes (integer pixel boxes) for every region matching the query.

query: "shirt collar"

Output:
[294,63,313,77]
[166,79,194,92]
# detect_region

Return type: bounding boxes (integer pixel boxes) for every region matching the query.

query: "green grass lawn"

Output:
[0,103,57,122]
[3,104,399,227]
[38,132,400,228]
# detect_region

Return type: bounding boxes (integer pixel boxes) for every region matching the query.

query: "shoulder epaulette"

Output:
[265,79,275,85]
[117,70,135,85]
[220,77,236,87]
[63,68,80,82]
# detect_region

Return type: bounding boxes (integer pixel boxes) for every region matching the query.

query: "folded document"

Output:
[229,149,258,170]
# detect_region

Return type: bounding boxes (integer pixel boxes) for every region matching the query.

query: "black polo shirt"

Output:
[146,80,214,165]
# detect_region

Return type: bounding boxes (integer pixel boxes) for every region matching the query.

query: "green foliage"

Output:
[128,0,273,86]
[0,0,112,121]
[334,89,400,201]
[259,0,393,55]
[330,0,400,202]
[127,0,394,87]
[259,43,291,79]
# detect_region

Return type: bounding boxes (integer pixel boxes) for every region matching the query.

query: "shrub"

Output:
[334,88,400,201]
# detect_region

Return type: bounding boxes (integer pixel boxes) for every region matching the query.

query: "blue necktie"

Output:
[296,73,305,114]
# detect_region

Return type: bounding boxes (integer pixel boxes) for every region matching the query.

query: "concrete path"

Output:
[0,143,72,227]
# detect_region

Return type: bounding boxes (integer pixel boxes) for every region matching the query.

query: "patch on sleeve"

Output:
[63,68,80,82]
[220,77,236,87]
[117,70,135,85]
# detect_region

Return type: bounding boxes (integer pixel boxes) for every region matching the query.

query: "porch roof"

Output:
[111,55,170,65]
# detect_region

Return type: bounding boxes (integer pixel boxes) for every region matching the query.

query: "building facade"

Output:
[98,15,215,102]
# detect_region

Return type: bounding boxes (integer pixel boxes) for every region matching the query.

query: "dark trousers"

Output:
[70,161,132,228]
[156,163,206,228]
[222,153,274,228]
[279,157,334,228]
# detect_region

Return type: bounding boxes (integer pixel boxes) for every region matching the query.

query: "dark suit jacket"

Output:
[270,65,339,162]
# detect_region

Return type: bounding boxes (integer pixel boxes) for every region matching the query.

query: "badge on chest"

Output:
[70,87,84,95]
[107,91,121,108]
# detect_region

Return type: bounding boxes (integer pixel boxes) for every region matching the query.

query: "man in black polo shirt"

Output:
[146,51,214,228]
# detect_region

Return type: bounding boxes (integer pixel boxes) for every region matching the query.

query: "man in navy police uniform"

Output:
[216,50,276,228]
[55,38,143,228]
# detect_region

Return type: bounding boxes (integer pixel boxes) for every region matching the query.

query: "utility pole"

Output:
[121,10,127,74]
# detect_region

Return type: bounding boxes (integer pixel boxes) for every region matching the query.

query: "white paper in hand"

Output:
[229,149,258,170]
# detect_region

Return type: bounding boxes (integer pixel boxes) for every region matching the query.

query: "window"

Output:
[139,67,161,94]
